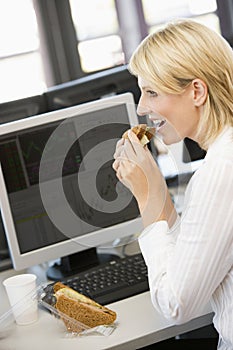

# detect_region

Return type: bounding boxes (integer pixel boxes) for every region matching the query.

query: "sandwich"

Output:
[122,124,156,146]
[53,282,117,332]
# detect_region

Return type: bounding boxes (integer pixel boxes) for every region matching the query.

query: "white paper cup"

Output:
[3,274,38,325]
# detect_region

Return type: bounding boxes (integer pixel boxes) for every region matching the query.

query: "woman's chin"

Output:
[157,122,183,145]
[159,131,182,145]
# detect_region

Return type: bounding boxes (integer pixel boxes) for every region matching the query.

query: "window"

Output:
[142,0,220,33]
[0,0,227,104]
[69,0,125,73]
[0,0,46,103]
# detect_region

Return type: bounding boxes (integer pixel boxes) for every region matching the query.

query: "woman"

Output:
[113,20,233,349]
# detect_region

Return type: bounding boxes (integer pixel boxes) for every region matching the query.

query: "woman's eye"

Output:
[147,90,158,97]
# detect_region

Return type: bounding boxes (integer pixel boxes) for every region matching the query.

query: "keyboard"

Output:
[49,253,149,305]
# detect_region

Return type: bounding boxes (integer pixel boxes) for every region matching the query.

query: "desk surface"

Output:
[0,267,213,350]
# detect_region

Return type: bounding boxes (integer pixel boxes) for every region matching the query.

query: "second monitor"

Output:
[44,65,141,111]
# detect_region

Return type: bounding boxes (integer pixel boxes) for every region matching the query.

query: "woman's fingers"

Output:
[113,138,125,159]
[112,158,120,171]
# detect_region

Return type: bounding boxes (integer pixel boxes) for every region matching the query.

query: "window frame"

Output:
[33,0,83,86]
[1,0,232,90]
[33,0,147,86]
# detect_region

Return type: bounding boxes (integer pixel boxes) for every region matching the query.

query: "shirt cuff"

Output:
[138,217,180,267]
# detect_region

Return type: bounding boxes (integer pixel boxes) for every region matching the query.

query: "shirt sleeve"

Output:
[138,157,233,324]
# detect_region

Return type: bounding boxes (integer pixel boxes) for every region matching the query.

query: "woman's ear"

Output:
[192,79,208,106]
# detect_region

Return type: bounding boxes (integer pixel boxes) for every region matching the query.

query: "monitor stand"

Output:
[46,247,119,281]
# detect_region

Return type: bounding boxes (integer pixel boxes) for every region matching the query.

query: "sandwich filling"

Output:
[140,134,150,146]
[140,126,155,146]
[55,287,113,314]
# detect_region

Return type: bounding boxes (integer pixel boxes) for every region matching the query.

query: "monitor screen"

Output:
[0,93,143,278]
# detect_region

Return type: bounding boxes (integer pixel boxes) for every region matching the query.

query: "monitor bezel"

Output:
[0,93,143,270]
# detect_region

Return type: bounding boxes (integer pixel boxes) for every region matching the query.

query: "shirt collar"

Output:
[205,127,233,161]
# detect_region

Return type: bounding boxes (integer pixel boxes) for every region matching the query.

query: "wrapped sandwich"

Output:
[53,282,117,332]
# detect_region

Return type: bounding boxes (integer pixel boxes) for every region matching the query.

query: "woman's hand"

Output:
[113,130,177,227]
[113,130,164,209]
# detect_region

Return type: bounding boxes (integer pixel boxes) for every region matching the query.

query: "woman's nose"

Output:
[136,102,150,117]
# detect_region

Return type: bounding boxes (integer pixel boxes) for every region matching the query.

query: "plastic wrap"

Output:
[0,282,117,338]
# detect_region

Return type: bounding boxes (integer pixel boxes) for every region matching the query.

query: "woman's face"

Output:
[137,77,201,145]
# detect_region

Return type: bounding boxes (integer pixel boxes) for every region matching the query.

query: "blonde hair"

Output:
[129,19,233,149]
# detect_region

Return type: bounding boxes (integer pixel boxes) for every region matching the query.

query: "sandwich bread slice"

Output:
[53,282,117,331]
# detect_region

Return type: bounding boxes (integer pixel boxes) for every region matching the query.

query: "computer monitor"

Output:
[0,93,143,280]
[0,95,47,124]
[44,65,141,111]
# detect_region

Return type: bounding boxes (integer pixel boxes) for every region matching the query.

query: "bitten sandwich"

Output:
[122,123,156,146]
[53,282,117,332]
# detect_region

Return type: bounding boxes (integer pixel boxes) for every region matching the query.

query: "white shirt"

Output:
[138,127,233,350]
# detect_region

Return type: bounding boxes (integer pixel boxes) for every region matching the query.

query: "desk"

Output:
[0,267,213,350]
